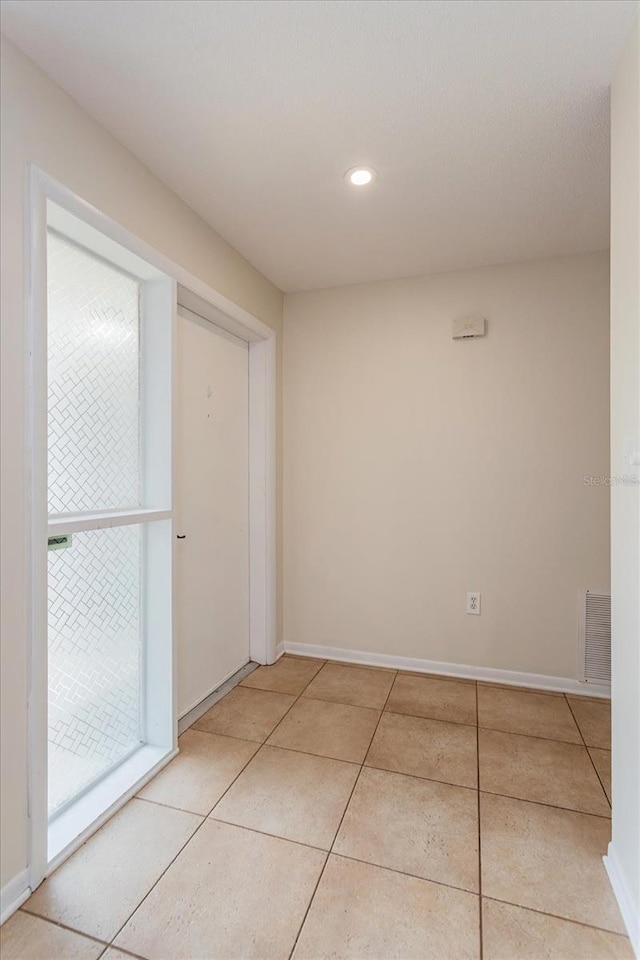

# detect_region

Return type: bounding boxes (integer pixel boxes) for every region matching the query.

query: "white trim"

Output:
[283,642,612,698]
[26,164,50,892]
[25,166,277,895]
[47,745,176,872]
[605,845,640,956]
[0,870,30,925]
[47,509,171,535]
[275,642,286,660]
[30,166,277,670]
[249,336,277,664]
[35,168,272,343]
[175,301,277,667]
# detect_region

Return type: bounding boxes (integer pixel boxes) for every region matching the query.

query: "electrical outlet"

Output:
[467,592,481,615]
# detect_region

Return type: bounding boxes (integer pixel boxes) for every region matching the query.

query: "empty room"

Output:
[0,1,638,959]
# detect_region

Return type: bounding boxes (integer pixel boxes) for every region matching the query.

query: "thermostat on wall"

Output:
[452,316,486,339]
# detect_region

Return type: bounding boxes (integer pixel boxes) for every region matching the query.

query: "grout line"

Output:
[240,663,326,698]
[16,910,108,948]
[104,813,211,949]
[477,788,611,820]
[380,707,478,729]
[476,721,585,747]
[207,816,331,854]
[136,748,612,822]
[331,678,397,850]
[331,851,479,898]
[250,741,362,767]
[299,691,395,710]
[361,759,477,792]
[285,852,330,960]
[189,725,267,745]
[564,694,611,809]
[193,713,591,749]
[136,732,260,821]
[476,680,483,960]
[480,894,629,939]
[135,794,207,816]
[473,724,585,746]
[585,745,612,806]
[192,682,305,747]
[97,941,148,960]
[286,669,398,959]
[254,675,324,742]
[292,694,382,714]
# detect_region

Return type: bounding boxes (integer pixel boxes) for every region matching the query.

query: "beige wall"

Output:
[0,35,283,891]
[284,253,610,677]
[609,14,639,949]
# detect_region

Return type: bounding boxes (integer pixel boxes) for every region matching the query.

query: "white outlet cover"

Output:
[467,592,481,615]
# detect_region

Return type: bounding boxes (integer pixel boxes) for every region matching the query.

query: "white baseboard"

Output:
[605,845,639,956]
[274,642,285,661]
[1,869,30,925]
[283,642,611,698]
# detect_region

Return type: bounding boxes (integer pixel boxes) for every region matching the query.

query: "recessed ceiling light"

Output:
[345,166,377,186]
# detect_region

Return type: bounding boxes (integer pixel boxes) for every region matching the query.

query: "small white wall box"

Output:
[452,316,486,339]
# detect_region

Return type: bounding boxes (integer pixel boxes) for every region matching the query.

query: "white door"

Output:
[175,311,250,716]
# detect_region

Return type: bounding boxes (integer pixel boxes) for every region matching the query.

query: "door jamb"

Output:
[26,165,277,891]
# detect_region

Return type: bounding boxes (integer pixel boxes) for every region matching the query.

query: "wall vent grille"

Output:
[581,591,611,683]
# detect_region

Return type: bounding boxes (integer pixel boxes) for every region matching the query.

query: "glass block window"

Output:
[47,231,140,514]
[48,524,142,817]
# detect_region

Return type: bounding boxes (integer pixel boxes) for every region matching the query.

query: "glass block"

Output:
[48,524,142,817]
[47,230,140,514]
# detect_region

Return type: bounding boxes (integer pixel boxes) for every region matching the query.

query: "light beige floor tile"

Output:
[480,792,624,933]
[266,698,380,762]
[568,697,611,748]
[482,898,634,959]
[478,686,581,742]
[301,662,395,709]
[137,729,258,814]
[589,747,612,802]
[23,799,201,942]
[366,710,478,787]
[100,951,136,960]
[386,673,477,725]
[293,855,480,960]
[114,819,326,960]
[240,656,324,695]
[0,911,104,960]
[212,744,359,848]
[193,686,295,742]
[479,729,610,815]
[334,766,479,892]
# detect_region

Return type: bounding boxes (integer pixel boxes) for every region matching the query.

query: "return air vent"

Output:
[579,590,611,683]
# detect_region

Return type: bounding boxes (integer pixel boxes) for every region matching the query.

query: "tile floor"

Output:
[2,656,631,960]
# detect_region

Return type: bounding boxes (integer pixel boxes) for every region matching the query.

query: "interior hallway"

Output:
[1,655,630,960]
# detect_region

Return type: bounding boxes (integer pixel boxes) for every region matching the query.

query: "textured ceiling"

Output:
[1,0,636,291]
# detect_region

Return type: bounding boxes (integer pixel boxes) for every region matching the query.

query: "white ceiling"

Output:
[1,0,636,291]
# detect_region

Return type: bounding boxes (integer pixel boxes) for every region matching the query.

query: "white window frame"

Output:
[26,166,277,891]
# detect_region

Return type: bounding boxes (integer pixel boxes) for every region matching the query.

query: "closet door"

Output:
[175,311,250,716]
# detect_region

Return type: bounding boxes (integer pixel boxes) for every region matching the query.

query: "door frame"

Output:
[26,166,277,890]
